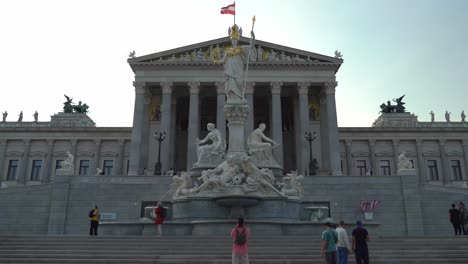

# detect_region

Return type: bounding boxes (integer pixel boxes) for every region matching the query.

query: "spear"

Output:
[242,15,256,99]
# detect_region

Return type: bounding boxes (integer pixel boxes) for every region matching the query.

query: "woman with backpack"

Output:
[155,202,166,236]
[231,217,250,264]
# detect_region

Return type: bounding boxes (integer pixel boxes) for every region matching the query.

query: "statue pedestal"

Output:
[224,103,249,157]
[50,112,96,128]
[372,113,419,128]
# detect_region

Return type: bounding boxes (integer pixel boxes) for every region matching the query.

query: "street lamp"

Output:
[304,130,317,175]
[154,131,166,175]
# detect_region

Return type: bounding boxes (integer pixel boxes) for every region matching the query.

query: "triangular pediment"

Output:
[128,36,342,71]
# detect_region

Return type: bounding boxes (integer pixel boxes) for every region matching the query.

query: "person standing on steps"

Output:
[352,220,369,264]
[155,201,167,236]
[449,203,462,235]
[336,220,352,264]
[231,217,250,264]
[89,205,99,236]
[321,222,338,264]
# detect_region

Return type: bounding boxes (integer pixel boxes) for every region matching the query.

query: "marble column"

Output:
[416,139,427,184]
[128,82,147,175]
[297,82,310,174]
[116,139,125,175]
[19,139,31,184]
[215,82,226,136]
[324,82,342,175]
[439,139,450,184]
[42,139,55,183]
[392,139,399,174]
[369,139,376,174]
[160,81,173,173]
[245,82,255,136]
[345,139,353,175]
[270,81,284,166]
[319,92,330,171]
[92,139,101,174]
[140,93,151,170]
[0,140,7,180]
[187,81,200,169]
[462,140,468,184]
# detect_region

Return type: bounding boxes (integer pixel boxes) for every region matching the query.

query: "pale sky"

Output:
[1,0,467,127]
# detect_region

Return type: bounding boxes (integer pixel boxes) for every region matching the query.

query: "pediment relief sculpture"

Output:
[422,151,440,157]
[351,151,369,157]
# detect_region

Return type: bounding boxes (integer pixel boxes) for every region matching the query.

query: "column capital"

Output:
[133,81,146,94]
[369,139,376,146]
[47,139,55,145]
[70,139,78,145]
[215,81,225,94]
[118,139,126,145]
[244,81,255,94]
[161,81,173,94]
[324,81,338,95]
[23,139,31,145]
[188,81,200,94]
[0,139,7,145]
[270,81,283,94]
[416,139,423,146]
[95,139,102,145]
[297,82,310,95]
[392,139,399,145]
[462,139,468,146]
[438,139,446,145]
[345,139,352,147]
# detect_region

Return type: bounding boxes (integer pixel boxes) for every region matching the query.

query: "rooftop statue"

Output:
[334,50,343,59]
[379,95,406,113]
[429,111,435,122]
[217,24,255,104]
[445,111,451,122]
[128,50,135,58]
[462,110,466,122]
[63,95,74,113]
[1,111,7,122]
[17,111,23,122]
[33,111,38,122]
[63,95,90,114]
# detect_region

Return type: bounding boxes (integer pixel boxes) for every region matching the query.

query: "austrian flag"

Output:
[221,3,235,15]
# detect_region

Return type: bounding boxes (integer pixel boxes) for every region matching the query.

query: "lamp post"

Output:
[304,130,317,175]
[154,131,166,175]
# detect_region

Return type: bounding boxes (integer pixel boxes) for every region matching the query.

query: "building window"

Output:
[30,160,42,181]
[356,160,367,176]
[79,160,90,176]
[103,160,114,175]
[427,160,439,181]
[379,160,391,176]
[450,160,462,181]
[7,160,19,180]
[55,160,64,172]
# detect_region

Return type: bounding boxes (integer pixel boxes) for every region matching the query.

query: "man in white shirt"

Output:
[336,221,352,264]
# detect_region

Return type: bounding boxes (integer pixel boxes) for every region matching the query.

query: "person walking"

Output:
[89,205,99,236]
[231,217,250,264]
[155,201,166,236]
[321,222,338,264]
[457,202,467,235]
[449,203,462,235]
[336,220,352,264]
[352,220,369,264]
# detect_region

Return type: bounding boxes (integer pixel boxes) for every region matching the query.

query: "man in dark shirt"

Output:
[352,220,369,264]
[449,203,462,235]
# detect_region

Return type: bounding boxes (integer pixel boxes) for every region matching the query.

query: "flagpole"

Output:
[242,15,256,99]
[234,1,236,25]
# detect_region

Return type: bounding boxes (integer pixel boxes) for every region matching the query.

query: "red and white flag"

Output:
[220,3,235,15]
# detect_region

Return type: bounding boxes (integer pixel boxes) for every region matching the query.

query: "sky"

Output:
[0,0,467,127]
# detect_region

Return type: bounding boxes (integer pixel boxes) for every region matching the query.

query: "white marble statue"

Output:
[194,123,226,166]
[445,111,451,122]
[170,171,193,198]
[191,156,243,194]
[461,110,466,122]
[398,151,413,170]
[247,123,279,166]
[217,24,255,104]
[95,168,104,175]
[1,182,7,188]
[257,46,263,61]
[240,156,286,197]
[279,171,304,198]
[61,151,74,170]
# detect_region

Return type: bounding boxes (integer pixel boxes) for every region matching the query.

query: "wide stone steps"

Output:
[1,235,467,263]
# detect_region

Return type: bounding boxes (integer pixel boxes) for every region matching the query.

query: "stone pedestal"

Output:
[50,113,96,128]
[224,103,249,157]
[372,113,419,128]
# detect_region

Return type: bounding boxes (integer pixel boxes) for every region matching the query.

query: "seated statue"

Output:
[247,123,279,166]
[398,151,413,170]
[61,151,74,170]
[240,156,286,197]
[191,156,242,194]
[194,123,226,167]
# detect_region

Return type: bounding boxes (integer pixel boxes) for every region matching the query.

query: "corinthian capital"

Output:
[324,81,338,95]
[188,81,200,94]
[245,82,255,94]
[161,81,173,94]
[270,81,283,94]
[297,82,310,95]
[133,82,146,94]
[215,81,225,94]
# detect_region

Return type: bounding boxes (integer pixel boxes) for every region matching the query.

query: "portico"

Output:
[127,37,342,176]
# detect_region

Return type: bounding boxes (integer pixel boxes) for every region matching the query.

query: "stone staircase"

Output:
[0,235,467,263]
